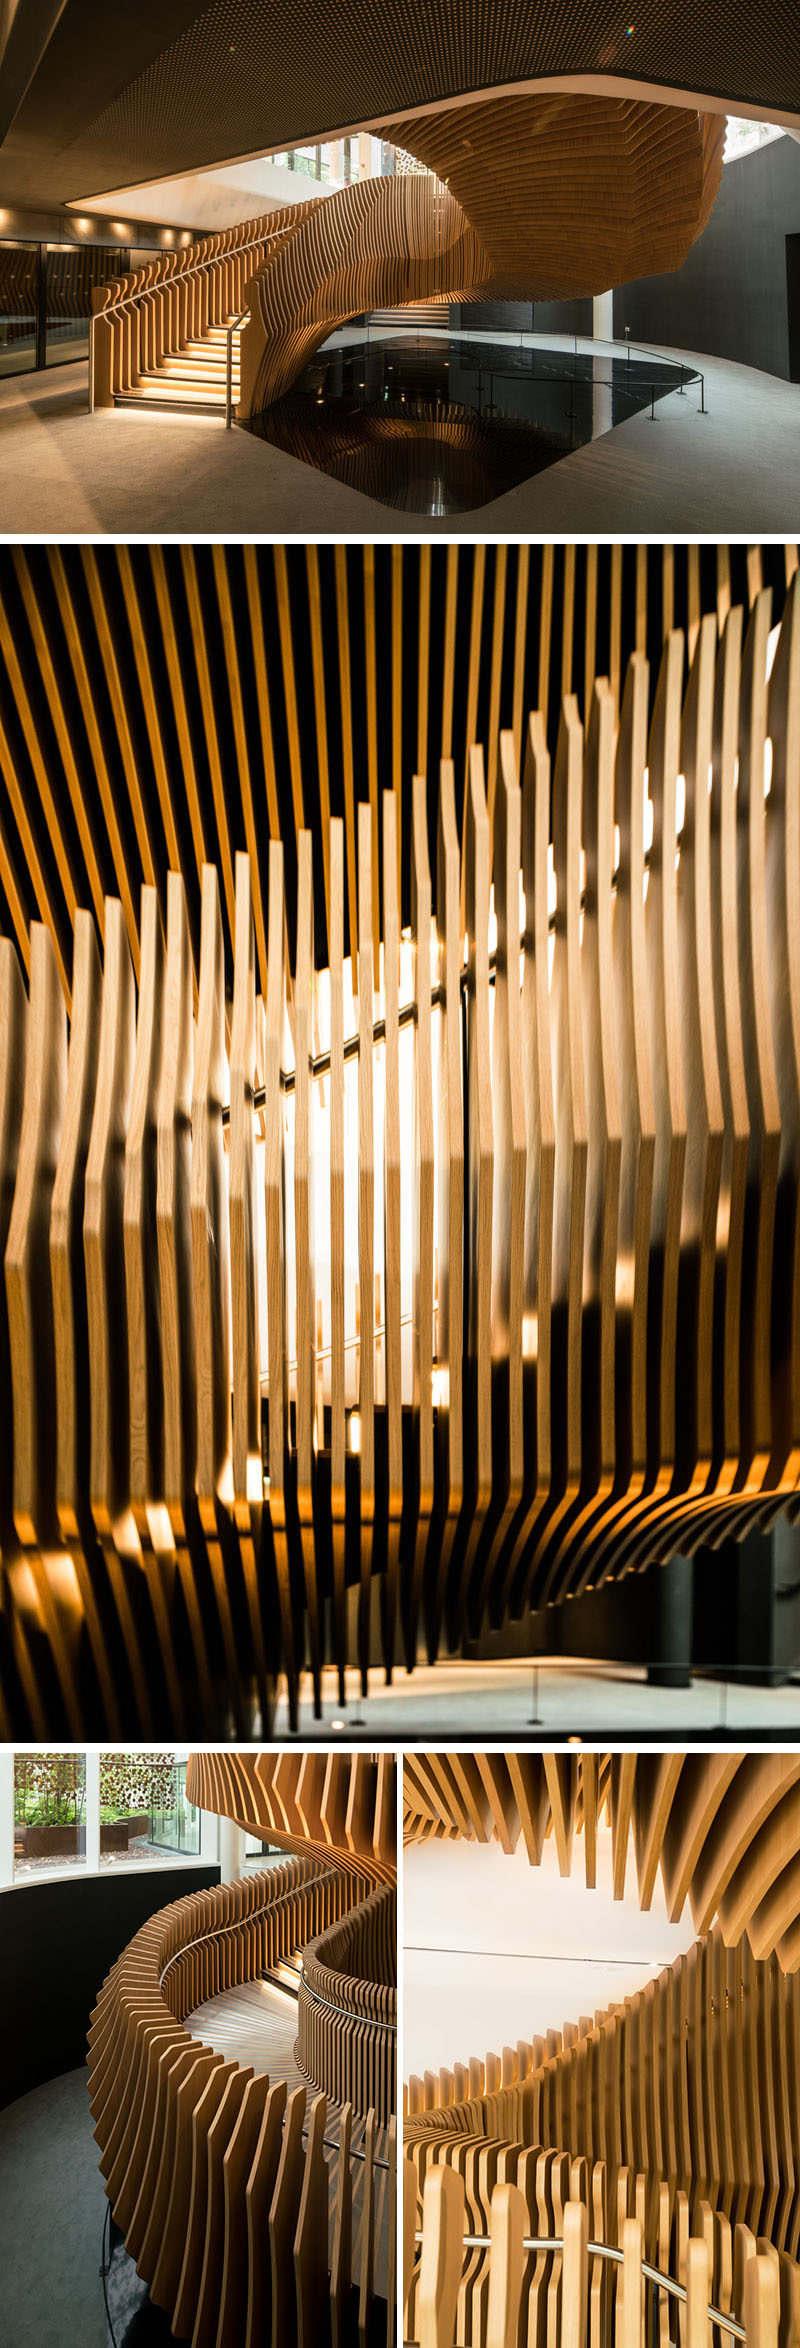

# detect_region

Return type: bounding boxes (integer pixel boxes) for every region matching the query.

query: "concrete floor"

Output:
[1,335,798,535]
[270,1656,800,1739]
[0,2068,109,2348]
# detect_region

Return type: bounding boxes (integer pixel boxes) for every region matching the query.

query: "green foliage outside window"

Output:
[14,1752,179,1827]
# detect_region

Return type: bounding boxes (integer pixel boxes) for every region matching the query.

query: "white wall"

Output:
[80,156,343,233]
[404,1819,697,2081]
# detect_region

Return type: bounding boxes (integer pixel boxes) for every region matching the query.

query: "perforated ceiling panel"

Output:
[1,0,798,209]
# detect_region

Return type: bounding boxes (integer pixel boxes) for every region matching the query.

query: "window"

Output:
[143,1761,201,1861]
[13,1752,87,1879]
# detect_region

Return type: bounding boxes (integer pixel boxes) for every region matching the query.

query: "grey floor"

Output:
[1,336,798,535]
[270,1655,800,1738]
[0,2067,108,2348]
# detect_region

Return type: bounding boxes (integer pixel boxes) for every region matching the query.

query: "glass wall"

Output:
[0,241,37,376]
[0,240,137,378]
[13,1752,87,1880]
[45,243,127,366]
[7,1751,210,1882]
[144,1761,201,1862]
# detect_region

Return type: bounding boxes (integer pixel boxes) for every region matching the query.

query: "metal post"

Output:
[700,373,706,414]
[650,382,655,420]
[88,312,94,414]
[226,326,233,428]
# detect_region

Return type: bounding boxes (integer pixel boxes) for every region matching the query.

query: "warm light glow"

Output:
[522,1312,538,1361]
[349,1411,361,1455]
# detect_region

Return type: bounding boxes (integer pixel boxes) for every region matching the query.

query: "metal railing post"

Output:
[88,313,94,414]
[226,326,233,427]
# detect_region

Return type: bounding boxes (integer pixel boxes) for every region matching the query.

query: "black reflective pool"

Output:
[245,333,699,514]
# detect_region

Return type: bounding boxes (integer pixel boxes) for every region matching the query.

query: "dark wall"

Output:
[614,134,800,380]
[0,1863,220,2111]
[453,297,592,335]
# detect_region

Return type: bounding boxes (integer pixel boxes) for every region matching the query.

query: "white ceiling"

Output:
[404,1818,697,2081]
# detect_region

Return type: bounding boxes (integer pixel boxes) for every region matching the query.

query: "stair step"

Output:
[115,391,227,416]
[262,1957,302,2004]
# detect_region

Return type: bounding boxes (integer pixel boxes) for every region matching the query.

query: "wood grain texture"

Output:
[2,556,800,1728]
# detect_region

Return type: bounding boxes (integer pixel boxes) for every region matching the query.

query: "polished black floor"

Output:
[247,332,694,513]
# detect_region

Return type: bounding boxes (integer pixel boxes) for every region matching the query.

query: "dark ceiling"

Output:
[1,0,798,211]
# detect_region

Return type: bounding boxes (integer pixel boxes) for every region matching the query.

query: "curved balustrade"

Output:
[403,1913,800,2348]
[88,1857,395,2346]
[297,1885,397,2125]
[404,2168,783,2348]
[185,1752,397,1877]
[238,173,488,414]
[1,572,800,1729]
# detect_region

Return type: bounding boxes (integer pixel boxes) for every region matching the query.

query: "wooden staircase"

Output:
[114,319,243,415]
[367,298,451,329]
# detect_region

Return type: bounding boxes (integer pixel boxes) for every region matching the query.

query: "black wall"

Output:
[0,1863,220,2111]
[615,134,800,380]
[452,296,592,336]
[452,138,800,381]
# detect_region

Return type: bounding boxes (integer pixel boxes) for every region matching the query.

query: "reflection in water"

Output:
[247,333,691,513]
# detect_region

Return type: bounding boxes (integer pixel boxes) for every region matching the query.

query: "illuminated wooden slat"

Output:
[0,703,71,1002]
[408,771,434,1665]
[213,547,268,1002]
[50,550,140,981]
[479,728,526,1617]
[230,851,271,1730]
[273,547,307,846]
[526,696,587,1605]
[305,548,331,950]
[242,546,282,847]
[418,548,432,783]
[82,549,159,903]
[181,547,236,951]
[357,797,376,1689]
[431,755,464,1656]
[294,828,320,1711]
[441,548,459,763]
[460,743,493,1635]
[264,838,296,1726]
[329,817,347,1700]
[364,548,380,965]
[382,787,402,1673]
[6,922,68,1549]
[0,579,78,931]
[12,548,106,940]
[0,936,44,1733]
[336,547,358,971]
[501,709,555,1615]
[51,909,102,1547]
[191,864,244,1736]
[116,546,183,881]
